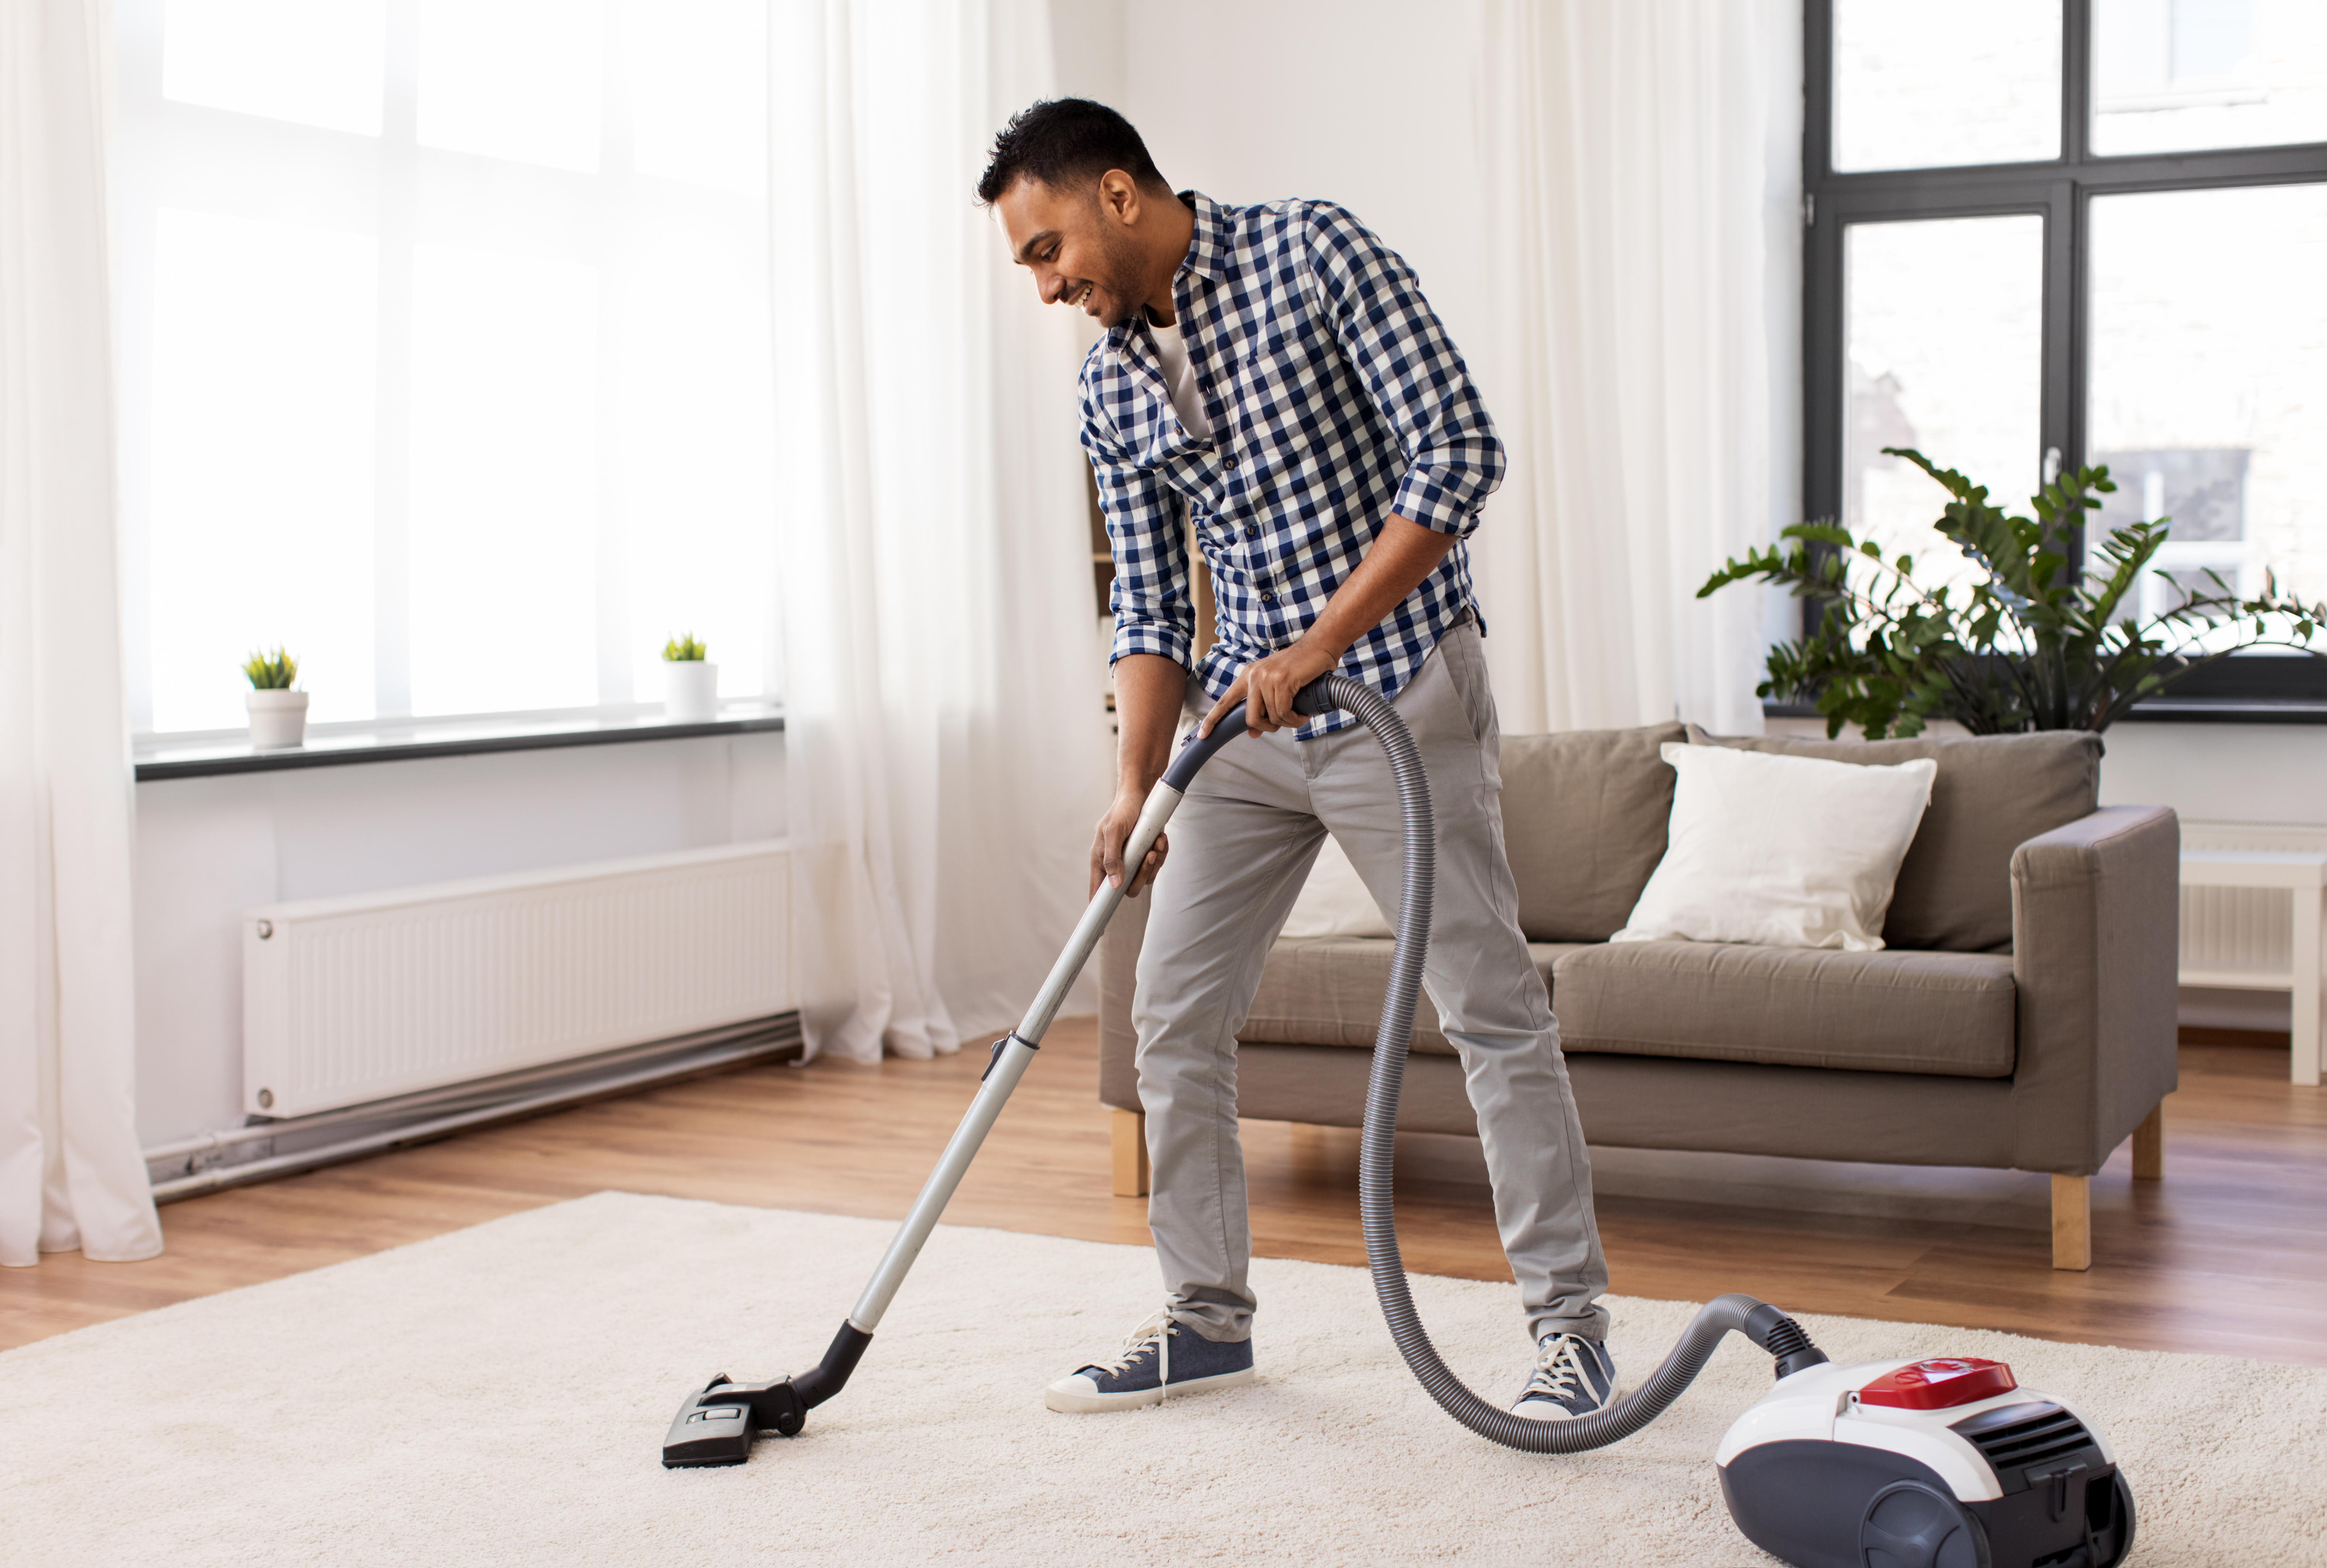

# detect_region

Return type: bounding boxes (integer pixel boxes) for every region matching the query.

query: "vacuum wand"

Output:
[662,678,1338,1466]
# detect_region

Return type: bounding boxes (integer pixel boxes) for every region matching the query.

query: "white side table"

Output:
[2179,850,2327,1087]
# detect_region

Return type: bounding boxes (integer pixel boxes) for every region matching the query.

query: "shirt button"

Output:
[1223,454,1238,468]
[1260,590,1277,604]
[1244,524,1258,539]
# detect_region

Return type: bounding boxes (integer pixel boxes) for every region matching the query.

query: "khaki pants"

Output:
[1132,621,1610,1345]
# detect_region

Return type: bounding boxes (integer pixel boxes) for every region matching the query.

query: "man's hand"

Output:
[1198,639,1340,739]
[1090,787,1167,898]
[1093,652,1188,898]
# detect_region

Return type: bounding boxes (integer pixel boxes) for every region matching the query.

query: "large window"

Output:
[1806,0,2327,712]
[116,0,777,736]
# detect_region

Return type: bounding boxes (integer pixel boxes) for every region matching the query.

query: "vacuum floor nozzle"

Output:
[662,1321,873,1467]
[661,1375,806,1468]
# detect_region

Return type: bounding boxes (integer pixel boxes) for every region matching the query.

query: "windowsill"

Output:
[133,703,786,782]
[1759,698,2327,728]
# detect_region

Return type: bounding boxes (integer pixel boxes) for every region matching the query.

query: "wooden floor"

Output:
[4,1021,2322,1365]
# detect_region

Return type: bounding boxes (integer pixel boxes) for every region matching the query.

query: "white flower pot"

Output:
[246,689,309,749]
[663,660,720,722]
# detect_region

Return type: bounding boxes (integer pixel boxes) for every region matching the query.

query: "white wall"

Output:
[133,734,786,1145]
[1080,0,1496,376]
[2098,721,2327,827]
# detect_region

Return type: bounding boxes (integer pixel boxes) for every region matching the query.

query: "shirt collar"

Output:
[1175,191,1234,286]
[1102,192,1231,375]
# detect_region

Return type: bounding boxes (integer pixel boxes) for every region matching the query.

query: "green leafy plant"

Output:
[1698,447,2327,737]
[662,633,707,662]
[242,647,299,690]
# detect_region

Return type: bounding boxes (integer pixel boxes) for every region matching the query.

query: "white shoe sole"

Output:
[1044,1367,1257,1414]
[1512,1399,1583,1420]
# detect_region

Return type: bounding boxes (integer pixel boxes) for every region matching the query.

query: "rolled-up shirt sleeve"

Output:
[1301,202,1506,537]
[1082,379,1195,671]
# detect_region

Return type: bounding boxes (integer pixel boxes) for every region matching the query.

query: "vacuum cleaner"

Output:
[663,674,2137,1568]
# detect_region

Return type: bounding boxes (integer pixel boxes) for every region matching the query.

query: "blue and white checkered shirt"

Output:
[1081,192,1506,739]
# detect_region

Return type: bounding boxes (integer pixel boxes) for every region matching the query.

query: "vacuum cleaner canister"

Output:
[1716,1355,2135,1568]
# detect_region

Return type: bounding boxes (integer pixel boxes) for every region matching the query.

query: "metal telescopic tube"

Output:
[845,777,1184,1334]
[1325,673,1817,1452]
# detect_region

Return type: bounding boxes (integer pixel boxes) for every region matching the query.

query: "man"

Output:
[980,100,1613,1421]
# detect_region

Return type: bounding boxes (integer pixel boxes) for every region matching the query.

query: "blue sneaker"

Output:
[1512,1332,1616,1420]
[1045,1310,1256,1413]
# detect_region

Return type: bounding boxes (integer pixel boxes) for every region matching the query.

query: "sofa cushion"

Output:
[1237,938,1590,1056]
[1551,940,2017,1077]
[1499,722,1688,942]
[1684,726,2102,952]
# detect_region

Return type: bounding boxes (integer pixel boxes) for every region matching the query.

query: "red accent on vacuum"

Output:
[1856,1358,2019,1410]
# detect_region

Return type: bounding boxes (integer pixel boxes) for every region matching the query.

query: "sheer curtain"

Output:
[773,0,1110,1062]
[1470,0,1795,736]
[1,0,165,1266]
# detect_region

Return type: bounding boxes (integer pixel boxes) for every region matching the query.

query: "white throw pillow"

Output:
[1613,742,1937,952]
[1279,834,1393,940]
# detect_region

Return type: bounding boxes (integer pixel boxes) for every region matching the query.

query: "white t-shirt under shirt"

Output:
[1146,313,1214,441]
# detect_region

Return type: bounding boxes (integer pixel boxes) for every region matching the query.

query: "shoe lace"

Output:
[1091,1309,1176,1397]
[1522,1335,1593,1403]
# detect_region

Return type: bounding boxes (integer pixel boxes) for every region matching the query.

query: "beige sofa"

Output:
[1097,723,2181,1270]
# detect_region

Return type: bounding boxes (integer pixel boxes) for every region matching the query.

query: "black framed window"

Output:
[1803,0,2327,720]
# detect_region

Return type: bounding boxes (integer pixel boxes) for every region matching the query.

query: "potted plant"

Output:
[661,633,718,722]
[1698,448,2327,736]
[242,646,307,748]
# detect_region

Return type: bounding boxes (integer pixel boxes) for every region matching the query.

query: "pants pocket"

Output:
[1441,622,1499,748]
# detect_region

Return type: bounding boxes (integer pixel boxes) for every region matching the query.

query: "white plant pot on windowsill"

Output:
[246,689,309,749]
[663,660,719,722]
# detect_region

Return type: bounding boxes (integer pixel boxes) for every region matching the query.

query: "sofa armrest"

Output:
[1097,882,1150,1113]
[2009,803,2180,1173]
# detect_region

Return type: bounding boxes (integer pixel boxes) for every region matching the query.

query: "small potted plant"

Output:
[661,633,718,722]
[242,647,307,748]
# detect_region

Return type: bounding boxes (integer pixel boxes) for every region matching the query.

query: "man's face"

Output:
[995,172,1149,329]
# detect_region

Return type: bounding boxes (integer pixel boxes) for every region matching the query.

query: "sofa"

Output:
[1097,722,2181,1270]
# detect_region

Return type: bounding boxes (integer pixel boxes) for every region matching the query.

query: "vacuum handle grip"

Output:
[1157,675,1342,792]
[1293,673,1342,716]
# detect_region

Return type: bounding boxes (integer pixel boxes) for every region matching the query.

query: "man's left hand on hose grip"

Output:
[1198,640,1342,739]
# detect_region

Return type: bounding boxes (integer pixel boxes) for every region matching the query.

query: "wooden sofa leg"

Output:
[2051,1174,2092,1271]
[2132,1103,2164,1181]
[1110,1108,1149,1198]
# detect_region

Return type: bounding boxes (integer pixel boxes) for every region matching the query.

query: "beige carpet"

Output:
[1,1193,2320,1567]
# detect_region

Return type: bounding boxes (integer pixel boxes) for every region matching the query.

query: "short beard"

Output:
[1092,212,1153,329]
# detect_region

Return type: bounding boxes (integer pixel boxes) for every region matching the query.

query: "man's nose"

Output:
[1038,269,1065,305]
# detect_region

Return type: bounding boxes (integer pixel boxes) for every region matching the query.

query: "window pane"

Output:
[416,0,604,172]
[2088,184,2327,627]
[407,245,599,715]
[162,0,385,136]
[1844,216,2046,598]
[616,240,776,704]
[147,209,377,732]
[1833,0,2061,171]
[2094,0,2327,155]
[625,0,769,194]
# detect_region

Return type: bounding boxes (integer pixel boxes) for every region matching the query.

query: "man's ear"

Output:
[1096,168,1142,228]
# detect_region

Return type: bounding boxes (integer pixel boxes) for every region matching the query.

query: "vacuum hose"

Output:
[1298,673,1826,1453]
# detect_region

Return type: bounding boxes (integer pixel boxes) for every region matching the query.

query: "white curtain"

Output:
[772,0,1110,1062]
[1471,0,1794,736]
[1,0,164,1266]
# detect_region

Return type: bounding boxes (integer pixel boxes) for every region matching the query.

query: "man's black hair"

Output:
[975,98,1166,206]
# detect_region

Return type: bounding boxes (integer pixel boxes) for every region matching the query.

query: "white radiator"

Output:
[243,840,792,1118]
[2178,821,2327,988]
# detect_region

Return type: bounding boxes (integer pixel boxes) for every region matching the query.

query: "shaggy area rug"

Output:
[1,1192,2319,1566]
